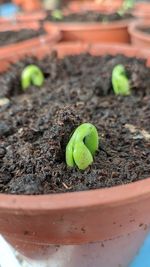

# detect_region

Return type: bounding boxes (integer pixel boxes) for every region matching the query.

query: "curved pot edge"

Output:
[129,20,150,42]
[0,177,150,213]
[45,19,133,31]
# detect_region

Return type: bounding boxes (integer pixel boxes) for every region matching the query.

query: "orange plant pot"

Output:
[45,18,132,44]
[0,44,150,263]
[129,20,150,49]
[68,0,124,13]
[44,5,133,44]
[13,0,42,12]
[133,3,150,19]
[14,11,46,22]
[0,12,46,27]
[0,22,61,61]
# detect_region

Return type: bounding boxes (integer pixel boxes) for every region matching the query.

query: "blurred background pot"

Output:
[129,20,150,48]
[45,18,132,43]
[67,0,124,13]
[0,22,61,60]
[12,0,42,12]
[14,11,46,22]
[133,2,150,19]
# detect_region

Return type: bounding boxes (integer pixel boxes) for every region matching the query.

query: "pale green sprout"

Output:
[66,123,99,170]
[21,65,44,91]
[118,0,135,15]
[112,64,131,96]
[51,9,63,20]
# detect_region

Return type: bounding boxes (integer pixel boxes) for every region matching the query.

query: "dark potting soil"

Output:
[138,27,150,35]
[0,28,45,47]
[46,10,132,23]
[0,52,150,195]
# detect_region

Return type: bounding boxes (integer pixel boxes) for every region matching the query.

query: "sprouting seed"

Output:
[21,65,44,91]
[66,123,99,170]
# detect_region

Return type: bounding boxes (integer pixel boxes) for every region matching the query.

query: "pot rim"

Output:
[0,21,40,32]
[0,43,150,213]
[45,19,133,30]
[129,20,150,42]
[0,178,150,212]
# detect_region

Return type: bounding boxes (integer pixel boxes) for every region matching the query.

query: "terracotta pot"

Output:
[0,17,12,25]
[0,43,150,266]
[133,3,150,19]
[68,0,123,13]
[0,22,61,61]
[13,0,42,12]
[45,18,132,43]
[14,11,46,22]
[129,20,150,48]
[0,12,46,28]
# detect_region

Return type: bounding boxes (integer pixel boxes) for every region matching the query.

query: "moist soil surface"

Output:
[0,52,150,195]
[46,10,132,22]
[0,28,45,47]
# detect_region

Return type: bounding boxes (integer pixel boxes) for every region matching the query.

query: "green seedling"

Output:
[21,65,44,91]
[118,0,135,15]
[66,123,99,170]
[51,9,63,20]
[112,64,131,96]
